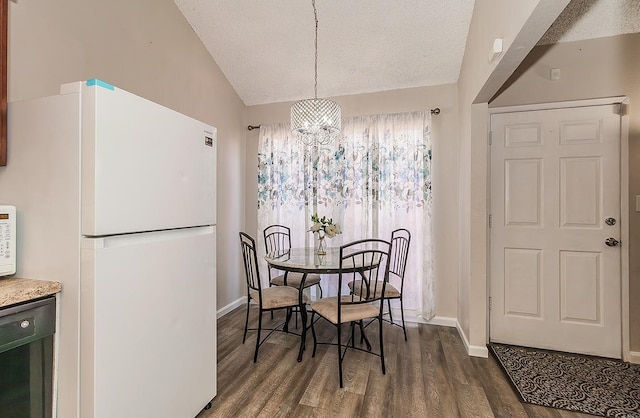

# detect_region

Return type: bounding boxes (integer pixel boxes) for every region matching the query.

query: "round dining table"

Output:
[264,246,380,361]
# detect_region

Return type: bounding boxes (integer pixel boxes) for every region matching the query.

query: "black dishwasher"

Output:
[0,296,55,418]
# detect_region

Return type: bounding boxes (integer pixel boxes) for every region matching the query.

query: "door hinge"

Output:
[489,214,492,228]
[489,297,492,311]
[489,131,492,145]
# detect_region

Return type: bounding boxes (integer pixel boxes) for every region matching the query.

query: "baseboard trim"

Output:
[456,320,489,358]
[217,296,246,319]
[388,308,457,328]
[426,316,458,327]
[388,307,424,324]
[629,351,640,364]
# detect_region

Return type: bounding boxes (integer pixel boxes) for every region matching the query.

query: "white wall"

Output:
[245,84,460,319]
[6,0,245,415]
[456,0,569,354]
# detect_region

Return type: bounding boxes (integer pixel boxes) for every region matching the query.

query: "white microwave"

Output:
[0,205,16,276]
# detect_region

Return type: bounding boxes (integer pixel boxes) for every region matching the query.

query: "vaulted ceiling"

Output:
[174,0,640,106]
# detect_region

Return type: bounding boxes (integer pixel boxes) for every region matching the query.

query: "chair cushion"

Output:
[311,296,379,324]
[347,280,401,298]
[270,272,321,288]
[249,286,308,310]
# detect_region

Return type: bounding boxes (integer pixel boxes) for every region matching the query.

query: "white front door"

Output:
[489,104,622,358]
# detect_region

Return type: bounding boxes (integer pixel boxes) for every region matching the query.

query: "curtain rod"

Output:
[247,107,441,131]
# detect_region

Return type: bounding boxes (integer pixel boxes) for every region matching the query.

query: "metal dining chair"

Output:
[239,232,308,362]
[263,224,323,297]
[309,238,391,388]
[347,228,411,340]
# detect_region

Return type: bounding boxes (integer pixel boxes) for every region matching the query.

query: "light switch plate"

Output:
[636,195,640,212]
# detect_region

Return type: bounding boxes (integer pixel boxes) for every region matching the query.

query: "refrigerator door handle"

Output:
[82,226,214,249]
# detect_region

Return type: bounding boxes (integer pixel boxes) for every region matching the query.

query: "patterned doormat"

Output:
[489,343,640,417]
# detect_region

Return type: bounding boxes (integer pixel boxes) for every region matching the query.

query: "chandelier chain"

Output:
[313,0,318,99]
[290,0,341,146]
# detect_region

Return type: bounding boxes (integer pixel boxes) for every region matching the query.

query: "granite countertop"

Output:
[0,277,62,308]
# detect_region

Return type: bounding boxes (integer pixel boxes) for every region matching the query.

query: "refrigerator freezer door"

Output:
[80,226,216,418]
[80,80,216,236]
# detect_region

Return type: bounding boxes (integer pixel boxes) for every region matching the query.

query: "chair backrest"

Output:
[389,228,411,291]
[239,232,262,293]
[338,239,391,319]
[263,224,292,256]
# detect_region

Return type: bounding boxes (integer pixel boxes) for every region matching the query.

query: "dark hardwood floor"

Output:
[198,306,597,418]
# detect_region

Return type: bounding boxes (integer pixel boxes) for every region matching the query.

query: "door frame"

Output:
[487,96,631,362]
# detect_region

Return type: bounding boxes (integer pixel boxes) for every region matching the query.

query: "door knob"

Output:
[604,238,620,247]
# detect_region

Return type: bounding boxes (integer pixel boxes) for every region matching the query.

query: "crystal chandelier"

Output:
[291,0,341,146]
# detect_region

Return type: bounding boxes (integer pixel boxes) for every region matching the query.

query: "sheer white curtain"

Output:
[257,112,434,320]
[256,124,315,282]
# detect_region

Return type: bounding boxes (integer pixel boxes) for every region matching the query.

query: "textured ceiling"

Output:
[540,0,640,45]
[174,0,474,106]
[174,0,640,107]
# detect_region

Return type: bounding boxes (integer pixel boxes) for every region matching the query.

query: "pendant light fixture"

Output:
[291,0,341,146]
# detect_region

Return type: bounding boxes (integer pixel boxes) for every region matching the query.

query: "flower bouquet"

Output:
[309,213,342,255]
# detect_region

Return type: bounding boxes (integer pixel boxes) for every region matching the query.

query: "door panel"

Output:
[490,104,621,358]
[505,159,542,226]
[560,250,601,323]
[560,157,601,227]
[504,248,542,317]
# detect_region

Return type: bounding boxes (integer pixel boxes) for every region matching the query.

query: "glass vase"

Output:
[316,235,327,256]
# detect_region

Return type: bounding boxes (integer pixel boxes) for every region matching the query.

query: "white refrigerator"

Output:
[0,79,217,418]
